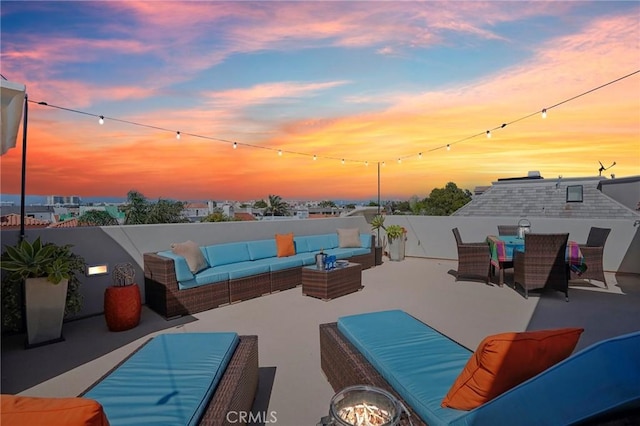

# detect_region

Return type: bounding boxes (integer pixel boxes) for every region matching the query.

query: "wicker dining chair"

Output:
[452,228,490,283]
[513,233,570,301]
[571,227,611,286]
[497,225,519,236]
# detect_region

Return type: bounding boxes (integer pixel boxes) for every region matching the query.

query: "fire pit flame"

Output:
[338,402,391,426]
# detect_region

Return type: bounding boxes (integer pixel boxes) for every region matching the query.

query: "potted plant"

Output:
[385,225,407,261]
[104,262,141,332]
[370,214,386,265]
[0,237,85,347]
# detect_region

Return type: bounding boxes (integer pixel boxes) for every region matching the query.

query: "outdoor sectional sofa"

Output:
[144,232,375,318]
[320,310,640,426]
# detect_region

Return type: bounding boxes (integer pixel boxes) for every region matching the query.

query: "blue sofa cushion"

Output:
[84,333,239,426]
[205,242,251,267]
[157,250,194,282]
[360,234,372,249]
[293,237,309,253]
[253,257,304,272]
[338,310,472,426]
[193,269,229,287]
[212,262,271,280]
[304,235,336,252]
[247,239,277,261]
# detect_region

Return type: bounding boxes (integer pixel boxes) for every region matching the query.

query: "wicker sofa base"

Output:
[229,272,271,303]
[81,335,259,426]
[144,253,230,318]
[319,323,425,426]
[270,267,302,293]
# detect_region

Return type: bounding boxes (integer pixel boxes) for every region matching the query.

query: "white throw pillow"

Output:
[171,240,208,273]
[337,228,361,248]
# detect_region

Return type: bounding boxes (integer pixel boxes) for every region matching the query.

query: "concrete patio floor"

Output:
[2,257,638,425]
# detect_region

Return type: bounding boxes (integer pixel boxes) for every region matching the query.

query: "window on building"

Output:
[566,185,583,203]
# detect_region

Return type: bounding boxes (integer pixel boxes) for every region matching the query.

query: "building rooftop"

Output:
[454,176,640,219]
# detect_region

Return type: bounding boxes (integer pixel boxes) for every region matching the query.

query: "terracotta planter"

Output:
[104,284,141,332]
[25,277,68,347]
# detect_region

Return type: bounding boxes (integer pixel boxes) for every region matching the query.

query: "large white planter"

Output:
[388,238,406,261]
[25,277,68,347]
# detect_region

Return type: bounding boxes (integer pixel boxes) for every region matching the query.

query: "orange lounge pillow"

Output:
[1,394,110,426]
[441,327,584,410]
[275,233,295,257]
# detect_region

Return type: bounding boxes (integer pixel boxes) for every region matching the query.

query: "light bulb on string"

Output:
[176,131,181,140]
[446,144,451,151]
[313,155,317,161]
[418,152,422,159]
[365,161,369,166]
[397,158,401,164]
[541,108,547,119]
[278,150,282,156]
[341,159,345,165]
[486,130,491,138]
[233,142,237,149]
[98,115,104,125]
[382,161,386,167]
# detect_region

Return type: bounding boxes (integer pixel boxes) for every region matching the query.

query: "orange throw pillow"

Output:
[1,394,110,426]
[441,327,584,410]
[275,233,295,257]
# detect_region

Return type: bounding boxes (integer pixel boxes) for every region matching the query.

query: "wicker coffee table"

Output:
[302,262,363,301]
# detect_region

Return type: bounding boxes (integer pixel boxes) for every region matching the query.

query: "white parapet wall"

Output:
[1,215,637,319]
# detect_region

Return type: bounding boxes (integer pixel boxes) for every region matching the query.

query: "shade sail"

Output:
[1,80,26,156]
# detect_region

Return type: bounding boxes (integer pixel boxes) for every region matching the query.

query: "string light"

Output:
[382,161,386,167]
[341,159,345,165]
[27,69,638,167]
[418,152,422,159]
[365,161,369,166]
[397,158,402,164]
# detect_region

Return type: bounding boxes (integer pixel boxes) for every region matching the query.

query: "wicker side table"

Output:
[302,263,363,301]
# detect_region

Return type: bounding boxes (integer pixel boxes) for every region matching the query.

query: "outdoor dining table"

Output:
[486,235,586,286]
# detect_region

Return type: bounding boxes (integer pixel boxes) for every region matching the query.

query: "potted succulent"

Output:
[370,214,386,265]
[104,262,141,332]
[0,237,85,347]
[385,225,407,261]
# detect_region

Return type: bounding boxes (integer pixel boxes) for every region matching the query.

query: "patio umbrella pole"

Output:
[19,93,28,241]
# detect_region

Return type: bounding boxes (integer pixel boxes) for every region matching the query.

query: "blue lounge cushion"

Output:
[84,333,240,426]
[338,310,472,426]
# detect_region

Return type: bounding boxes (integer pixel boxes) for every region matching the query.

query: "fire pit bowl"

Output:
[328,385,402,426]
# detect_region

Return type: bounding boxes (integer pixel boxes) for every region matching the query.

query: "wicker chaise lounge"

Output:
[81,334,259,426]
[320,312,640,426]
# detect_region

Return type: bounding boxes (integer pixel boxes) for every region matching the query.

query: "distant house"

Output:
[453,174,640,219]
[183,202,213,222]
[0,213,50,229]
[0,205,56,223]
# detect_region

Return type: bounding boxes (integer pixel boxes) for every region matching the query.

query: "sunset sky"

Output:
[1,1,639,202]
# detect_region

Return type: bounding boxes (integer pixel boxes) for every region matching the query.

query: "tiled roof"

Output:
[0,213,50,228]
[185,202,208,209]
[453,176,640,219]
[234,212,257,221]
[48,218,79,228]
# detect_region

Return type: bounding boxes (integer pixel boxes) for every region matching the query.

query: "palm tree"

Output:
[123,190,150,225]
[265,194,290,216]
